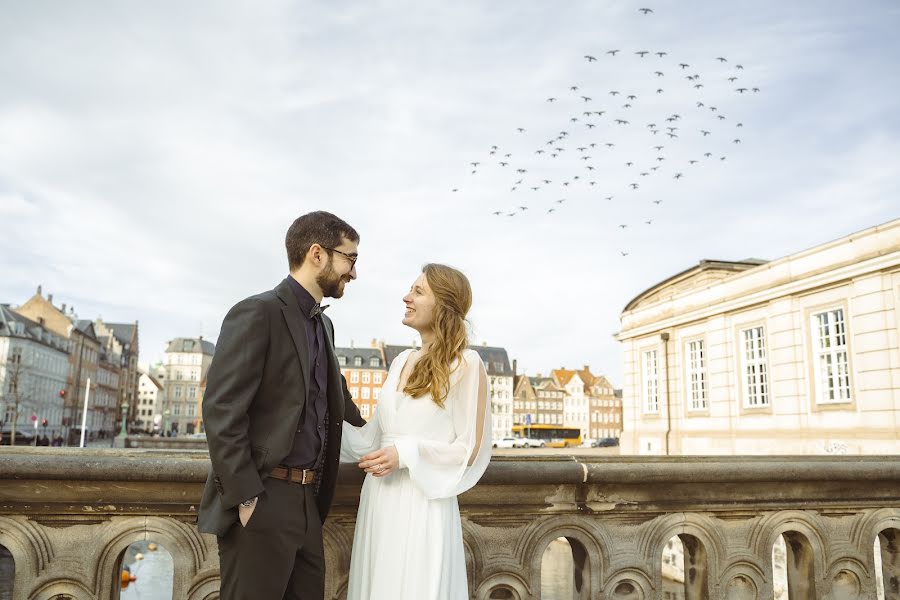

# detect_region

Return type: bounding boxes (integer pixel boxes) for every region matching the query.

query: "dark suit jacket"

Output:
[197,279,366,536]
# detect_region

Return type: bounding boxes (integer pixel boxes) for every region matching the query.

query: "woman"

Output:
[341,263,491,599]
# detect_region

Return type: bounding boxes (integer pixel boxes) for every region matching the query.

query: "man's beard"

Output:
[317,259,346,298]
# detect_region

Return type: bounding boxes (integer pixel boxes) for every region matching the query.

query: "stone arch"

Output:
[0,516,53,597]
[28,578,94,600]
[639,512,727,598]
[718,557,767,598]
[92,516,209,598]
[603,567,653,599]
[186,568,221,600]
[474,572,529,600]
[522,518,606,599]
[847,508,900,551]
[462,519,487,600]
[323,521,354,600]
[750,512,827,600]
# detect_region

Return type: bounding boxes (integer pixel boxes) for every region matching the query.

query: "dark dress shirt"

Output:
[282,275,329,469]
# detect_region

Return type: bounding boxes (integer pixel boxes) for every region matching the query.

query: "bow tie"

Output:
[308,304,329,319]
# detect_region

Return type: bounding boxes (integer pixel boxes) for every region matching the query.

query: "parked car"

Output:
[591,437,620,448]
[492,437,521,449]
[519,437,546,448]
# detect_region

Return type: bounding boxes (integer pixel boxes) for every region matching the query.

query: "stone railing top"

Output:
[1,447,899,485]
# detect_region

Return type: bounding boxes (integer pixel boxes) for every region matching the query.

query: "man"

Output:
[198,211,367,599]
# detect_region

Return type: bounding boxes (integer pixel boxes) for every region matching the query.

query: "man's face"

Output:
[317,237,358,299]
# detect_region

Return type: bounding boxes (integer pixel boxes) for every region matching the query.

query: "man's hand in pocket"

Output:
[238,497,258,527]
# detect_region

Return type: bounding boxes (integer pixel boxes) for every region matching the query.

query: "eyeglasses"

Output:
[321,246,358,267]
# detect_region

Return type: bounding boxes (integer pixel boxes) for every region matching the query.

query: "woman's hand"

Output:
[359,445,399,477]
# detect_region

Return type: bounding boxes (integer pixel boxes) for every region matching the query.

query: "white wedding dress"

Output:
[341,348,492,600]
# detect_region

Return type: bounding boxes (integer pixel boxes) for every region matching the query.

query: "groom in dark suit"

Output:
[198,211,366,599]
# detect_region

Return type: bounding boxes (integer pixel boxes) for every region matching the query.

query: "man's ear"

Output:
[307,243,324,267]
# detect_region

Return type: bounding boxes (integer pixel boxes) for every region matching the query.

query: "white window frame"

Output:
[685,339,707,411]
[362,371,371,384]
[350,371,359,383]
[740,326,769,407]
[373,372,383,385]
[811,308,852,404]
[361,387,371,400]
[641,349,659,413]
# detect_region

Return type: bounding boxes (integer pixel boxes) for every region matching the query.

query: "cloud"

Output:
[1,0,898,383]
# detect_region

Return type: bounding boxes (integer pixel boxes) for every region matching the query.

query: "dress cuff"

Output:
[393,438,418,471]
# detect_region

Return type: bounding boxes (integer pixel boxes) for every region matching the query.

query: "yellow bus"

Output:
[510,424,582,448]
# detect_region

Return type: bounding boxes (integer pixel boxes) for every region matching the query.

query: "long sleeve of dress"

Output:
[393,350,492,499]
[341,408,383,463]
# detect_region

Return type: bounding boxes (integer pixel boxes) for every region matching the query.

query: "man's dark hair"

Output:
[285,211,360,270]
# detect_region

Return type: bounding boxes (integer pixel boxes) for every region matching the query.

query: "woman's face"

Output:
[402,273,436,332]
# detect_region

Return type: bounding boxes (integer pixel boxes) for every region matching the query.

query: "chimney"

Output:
[199,335,204,341]
[512,359,517,378]
[37,284,42,296]
[583,364,590,372]
[48,293,53,304]
[370,338,377,348]
[61,303,67,313]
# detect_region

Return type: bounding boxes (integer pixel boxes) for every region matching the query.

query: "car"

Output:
[492,437,521,449]
[519,437,546,448]
[591,437,620,448]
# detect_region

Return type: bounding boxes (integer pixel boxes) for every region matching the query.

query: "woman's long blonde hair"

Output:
[403,264,472,408]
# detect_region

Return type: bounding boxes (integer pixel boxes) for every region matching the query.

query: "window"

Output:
[362,372,371,384]
[187,404,196,417]
[354,356,362,367]
[188,386,197,399]
[493,362,504,373]
[686,340,707,410]
[369,357,381,367]
[173,404,181,416]
[373,387,381,401]
[812,308,851,403]
[642,350,659,413]
[338,355,347,366]
[741,326,769,407]
[350,387,359,398]
[174,386,182,399]
[360,403,370,418]
[373,372,383,385]
[350,371,359,383]
[361,387,370,400]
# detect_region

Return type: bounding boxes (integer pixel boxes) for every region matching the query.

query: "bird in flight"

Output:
[656,51,667,57]
[645,220,653,225]
[556,198,567,204]
[689,160,698,165]
[607,49,620,56]
[605,196,614,201]
[623,103,632,109]
[609,90,620,96]
[716,57,728,63]
[736,64,744,70]
[639,7,653,14]
[752,87,760,93]
[674,173,683,179]
[470,162,480,167]
[654,145,664,151]
[581,96,592,102]
[627,95,637,100]
[656,88,664,94]
[653,199,663,205]
[736,87,748,94]
[619,224,628,229]
[615,119,629,125]
[625,161,634,167]
[584,55,597,62]
[635,50,649,58]
[736,122,744,128]
[516,127,526,133]
[547,208,556,214]
[493,211,502,216]
[701,130,711,136]
[586,123,596,128]
[499,162,508,167]
[452,188,458,192]
[620,251,630,257]
[704,152,713,158]
[655,71,665,77]
[679,63,690,69]
[694,83,704,89]
[696,101,705,108]
[570,85,579,91]
[547,97,556,102]
[728,76,738,82]
[733,138,742,144]
[630,183,639,189]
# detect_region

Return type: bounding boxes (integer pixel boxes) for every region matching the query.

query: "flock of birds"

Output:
[450,7,764,257]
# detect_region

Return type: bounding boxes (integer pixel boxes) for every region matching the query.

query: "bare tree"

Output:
[3,349,33,446]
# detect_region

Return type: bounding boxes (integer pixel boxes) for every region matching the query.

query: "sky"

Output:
[1,0,899,384]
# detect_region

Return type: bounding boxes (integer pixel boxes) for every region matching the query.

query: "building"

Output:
[617,218,900,455]
[512,375,565,427]
[0,305,69,442]
[93,340,120,437]
[162,337,214,435]
[137,367,165,432]
[93,319,140,431]
[335,342,389,421]
[552,368,590,440]
[581,368,623,441]
[12,289,103,443]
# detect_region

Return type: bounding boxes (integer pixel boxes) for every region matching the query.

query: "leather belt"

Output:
[270,465,317,485]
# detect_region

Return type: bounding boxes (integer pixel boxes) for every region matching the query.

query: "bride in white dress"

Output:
[340,263,491,600]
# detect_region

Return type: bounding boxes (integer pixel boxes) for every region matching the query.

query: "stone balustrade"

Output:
[1,448,899,599]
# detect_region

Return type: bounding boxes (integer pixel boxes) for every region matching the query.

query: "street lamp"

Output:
[118,401,129,437]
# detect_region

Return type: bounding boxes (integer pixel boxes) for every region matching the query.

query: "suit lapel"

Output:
[276,281,310,398]
[321,316,344,421]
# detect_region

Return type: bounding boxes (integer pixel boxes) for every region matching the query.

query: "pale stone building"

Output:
[162,337,214,435]
[0,305,69,442]
[617,218,900,455]
[137,367,165,432]
[513,374,565,427]
[553,368,590,440]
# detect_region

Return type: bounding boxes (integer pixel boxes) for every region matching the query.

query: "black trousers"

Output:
[217,478,325,600]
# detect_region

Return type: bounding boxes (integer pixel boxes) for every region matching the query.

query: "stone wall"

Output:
[1,448,899,599]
